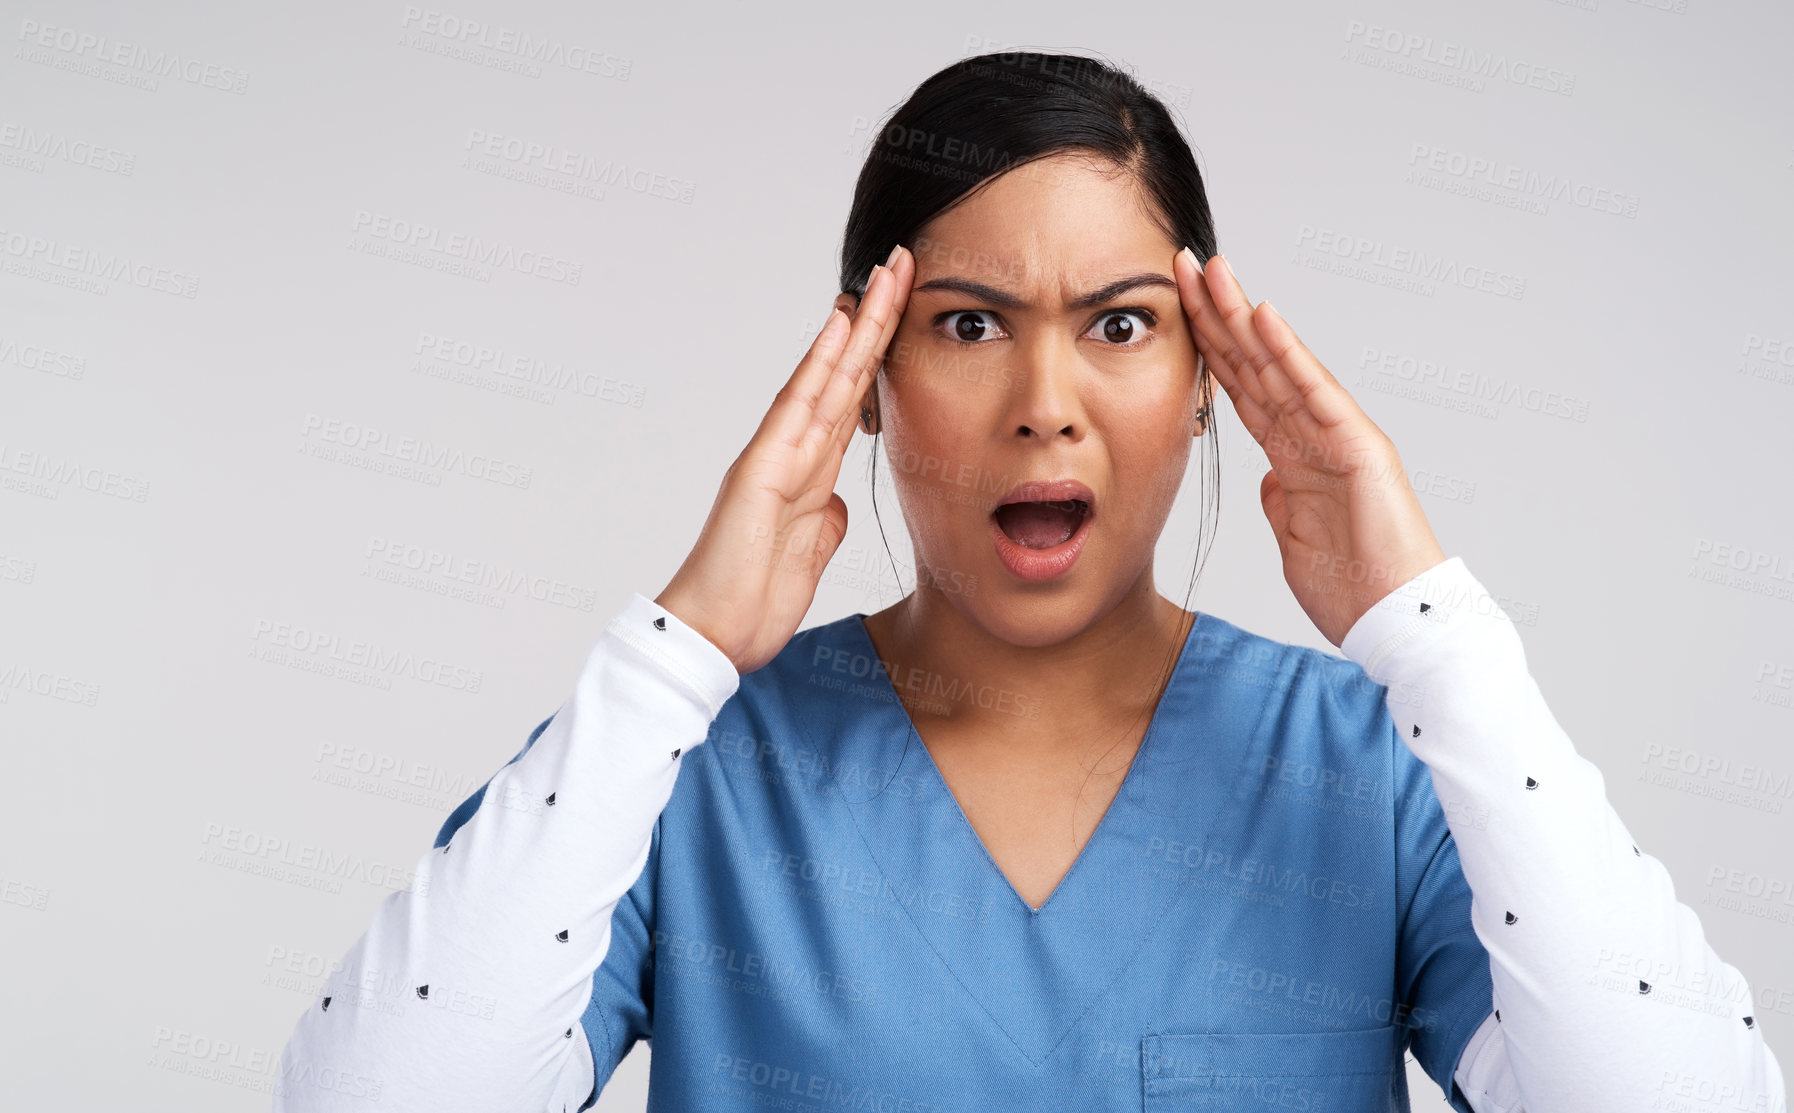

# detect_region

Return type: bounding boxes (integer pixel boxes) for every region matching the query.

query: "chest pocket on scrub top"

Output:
[1141,1026,1404,1112]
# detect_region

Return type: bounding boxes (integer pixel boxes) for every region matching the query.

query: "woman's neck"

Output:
[858,573,1198,760]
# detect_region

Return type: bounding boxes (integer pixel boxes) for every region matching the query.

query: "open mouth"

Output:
[992,498,1091,550]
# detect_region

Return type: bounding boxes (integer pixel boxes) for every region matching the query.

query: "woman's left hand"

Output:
[1173,248,1447,647]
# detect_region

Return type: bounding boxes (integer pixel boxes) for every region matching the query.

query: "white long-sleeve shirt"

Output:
[1342,557,1785,1112]
[271,557,1786,1112]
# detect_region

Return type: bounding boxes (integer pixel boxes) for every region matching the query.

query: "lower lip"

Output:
[989,508,1092,582]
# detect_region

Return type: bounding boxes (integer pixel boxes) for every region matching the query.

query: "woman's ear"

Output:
[856,382,880,435]
[1194,354,1213,438]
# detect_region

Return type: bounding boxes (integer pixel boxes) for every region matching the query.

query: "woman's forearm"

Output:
[271,593,739,1112]
[1341,557,1786,1113]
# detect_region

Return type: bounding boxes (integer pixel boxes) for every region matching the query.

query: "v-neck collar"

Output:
[843,612,1193,917]
[787,607,1285,1066]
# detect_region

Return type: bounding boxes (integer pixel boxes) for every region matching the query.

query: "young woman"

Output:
[274,53,1786,1113]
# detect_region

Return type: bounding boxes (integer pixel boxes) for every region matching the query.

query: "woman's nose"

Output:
[1005,337,1086,441]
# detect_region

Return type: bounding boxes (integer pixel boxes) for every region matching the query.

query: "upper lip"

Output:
[991,479,1095,514]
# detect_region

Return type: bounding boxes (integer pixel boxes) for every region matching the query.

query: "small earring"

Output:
[861,407,873,431]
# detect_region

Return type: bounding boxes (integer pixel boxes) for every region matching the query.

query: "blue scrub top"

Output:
[436,607,1496,1113]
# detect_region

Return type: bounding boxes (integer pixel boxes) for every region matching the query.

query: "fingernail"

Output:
[1181,246,1201,273]
[885,243,902,267]
[865,263,882,291]
[1218,253,1235,281]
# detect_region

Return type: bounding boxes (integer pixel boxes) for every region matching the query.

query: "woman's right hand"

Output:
[655,245,915,675]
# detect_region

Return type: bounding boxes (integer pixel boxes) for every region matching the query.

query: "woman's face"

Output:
[840,152,1209,648]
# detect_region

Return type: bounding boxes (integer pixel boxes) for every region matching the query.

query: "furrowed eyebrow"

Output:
[912,272,1178,311]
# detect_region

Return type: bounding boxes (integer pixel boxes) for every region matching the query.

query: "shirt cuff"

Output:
[1338,556,1511,683]
[603,592,741,721]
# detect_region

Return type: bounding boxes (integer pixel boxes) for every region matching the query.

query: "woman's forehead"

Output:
[909,159,1178,295]
[904,235,1181,311]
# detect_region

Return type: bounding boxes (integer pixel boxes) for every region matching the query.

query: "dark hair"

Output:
[840,51,1218,295]
[837,51,1225,807]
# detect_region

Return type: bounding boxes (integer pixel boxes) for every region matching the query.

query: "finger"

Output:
[758,305,855,449]
[819,251,915,465]
[1201,260,1338,473]
[1179,251,1275,421]
[1176,250,1274,441]
[1253,301,1364,431]
[1203,256,1306,424]
[762,260,894,454]
[864,245,914,381]
[823,246,913,443]
[814,259,902,445]
[1197,331,1274,445]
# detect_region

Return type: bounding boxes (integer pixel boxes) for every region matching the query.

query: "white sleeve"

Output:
[1452,1012,1525,1112]
[1339,557,1786,1113]
[271,592,740,1113]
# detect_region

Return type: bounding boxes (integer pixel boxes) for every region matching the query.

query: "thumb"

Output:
[811,492,850,575]
[1259,469,1291,548]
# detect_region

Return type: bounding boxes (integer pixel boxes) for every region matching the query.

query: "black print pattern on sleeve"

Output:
[1526,777,1539,789]
[653,617,667,630]
[556,930,568,942]
[546,792,556,806]
[418,985,430,1000]
[1505,911,1517,924]
[672,748,681,759]
[321,996,331,1011]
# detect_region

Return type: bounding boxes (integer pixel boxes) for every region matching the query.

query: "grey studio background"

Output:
[2,0,1791,1109]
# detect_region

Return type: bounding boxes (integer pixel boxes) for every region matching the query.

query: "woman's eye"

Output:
[1087,311,1152,345]
[938,311,1007,345]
